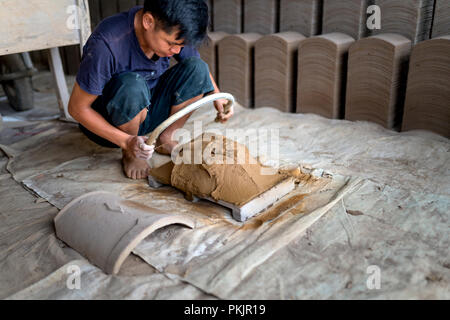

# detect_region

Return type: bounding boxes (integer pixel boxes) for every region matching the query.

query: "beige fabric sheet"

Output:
[1,103,449,299]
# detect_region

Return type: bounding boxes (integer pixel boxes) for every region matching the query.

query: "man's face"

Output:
[142,13,185,58]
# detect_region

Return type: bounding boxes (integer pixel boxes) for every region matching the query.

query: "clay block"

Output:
[255,32,306,112]
[432,0,450,38]
[54,191,195,275]
[322,0,370,40]
[345,34,412,129]
[213,0,242,34]
[297,33,355,119]
[373,0,434,44]
[401,36,450,138]
[243,0,277,35]
[198,32,228,82]
[218,33,262,108]
[279,0,322,36]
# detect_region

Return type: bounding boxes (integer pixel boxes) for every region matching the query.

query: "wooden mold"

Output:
[196,177,297,222]
[322,0,371,40]
[297,33,355,119]
[345,34,412,130]
[217,33,262,108]
[255,32,306,112]
[373,0,435,44]
[148,174,297,223]
[213,0,242,34]
[279,0,322,36]
[243,0,278,35]
[401,36,450,138]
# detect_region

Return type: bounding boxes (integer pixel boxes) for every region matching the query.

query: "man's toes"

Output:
[138,169,148,179]
[135,170,142,179]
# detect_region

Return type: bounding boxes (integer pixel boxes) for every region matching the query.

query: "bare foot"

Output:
[122,149,150,179]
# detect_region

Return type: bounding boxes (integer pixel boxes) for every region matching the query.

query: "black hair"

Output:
[143,0,209,47]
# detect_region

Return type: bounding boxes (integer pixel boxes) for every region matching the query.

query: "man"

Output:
[68,0,233,179]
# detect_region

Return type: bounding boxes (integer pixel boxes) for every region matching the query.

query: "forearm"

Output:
[70,105,131,149]
[207,72,234,122]
[209,72,220,93]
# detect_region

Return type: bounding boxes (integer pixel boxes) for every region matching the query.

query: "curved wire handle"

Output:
[145,92,235,146]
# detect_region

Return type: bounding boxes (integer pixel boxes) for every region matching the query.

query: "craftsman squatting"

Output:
[68,0,234,180]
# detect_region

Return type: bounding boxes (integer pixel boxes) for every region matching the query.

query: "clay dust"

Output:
[239,193,308,230]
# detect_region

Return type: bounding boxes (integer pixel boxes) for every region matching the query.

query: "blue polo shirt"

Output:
[76,5,200,96]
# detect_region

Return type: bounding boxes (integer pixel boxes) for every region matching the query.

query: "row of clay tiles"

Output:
[207,0,449,43]
[198,32,449,138]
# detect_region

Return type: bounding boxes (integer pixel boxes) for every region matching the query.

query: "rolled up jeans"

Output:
[79,57,215,148]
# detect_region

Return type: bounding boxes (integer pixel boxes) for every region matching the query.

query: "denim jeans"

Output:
[79,57,214,148]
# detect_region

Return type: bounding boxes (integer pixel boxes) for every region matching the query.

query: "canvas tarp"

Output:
[1,102,448,299]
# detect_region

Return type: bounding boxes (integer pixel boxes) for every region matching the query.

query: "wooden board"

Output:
[203,177,297,222]
[199,32,229,85]
[213,0,242,34]
[77,0,92,52]
[279,0,322,36]
[401,36,450,138]
[0,0,87,55]
[297,33,355,119]
[243,0,278,35]
[373,0,435,44]
[48,48,72,120]
[255,32,306,112]
[322,0,370,40]
[218,33,262,108]
[432,0,450,38]
[345,34,412,130]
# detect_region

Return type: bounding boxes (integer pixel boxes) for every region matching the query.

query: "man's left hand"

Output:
[214,98,234,123]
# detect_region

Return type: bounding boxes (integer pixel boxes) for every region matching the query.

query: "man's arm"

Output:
[175,46,233,121]
[68,82,132,149]
[209,72,234,122]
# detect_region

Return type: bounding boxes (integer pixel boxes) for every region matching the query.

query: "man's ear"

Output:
[142,12,155,31]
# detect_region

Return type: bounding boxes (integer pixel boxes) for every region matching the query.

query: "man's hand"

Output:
[125,135,155,160]
[214,98,234,123]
